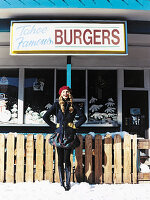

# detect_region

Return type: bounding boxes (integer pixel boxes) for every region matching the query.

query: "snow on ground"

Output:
[0,181,150,200]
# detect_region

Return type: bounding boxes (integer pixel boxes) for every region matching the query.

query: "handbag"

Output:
[49,132,80,149]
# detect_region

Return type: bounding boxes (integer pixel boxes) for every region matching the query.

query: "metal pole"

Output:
[67,56,71,88]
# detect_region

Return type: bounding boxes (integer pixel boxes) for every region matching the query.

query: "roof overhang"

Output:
[0,8,150,21]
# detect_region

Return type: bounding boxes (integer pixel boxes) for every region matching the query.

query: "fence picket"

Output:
[95,135,102,184]
[35,134,44,181]
[104,134,112,183]
[0,134,5,182]
[6,134,15,183]
[75,135,83,182]
[133,134,137,184]
[26,134,34,182]
[45,134,53,182]
[70,150,74,182]
[16,134,24,183]
[123,134,131,183]
[85,135,93,183]
[114,134,122,184]
[54,147,59,182]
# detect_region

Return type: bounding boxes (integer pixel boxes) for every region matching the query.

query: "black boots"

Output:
[58,166,65,188]
[65,166,71,191]
[58,165,71,191]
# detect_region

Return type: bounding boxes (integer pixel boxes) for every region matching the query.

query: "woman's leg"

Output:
[64,148,72,190]
[64,148,71,168]
[57,148,65,187]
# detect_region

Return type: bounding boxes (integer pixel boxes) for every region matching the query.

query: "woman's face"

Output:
[61,89,69,100]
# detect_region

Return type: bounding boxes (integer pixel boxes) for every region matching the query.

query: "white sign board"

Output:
[10,21,127,55]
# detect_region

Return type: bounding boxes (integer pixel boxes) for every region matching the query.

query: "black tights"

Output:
[57,148,71,168]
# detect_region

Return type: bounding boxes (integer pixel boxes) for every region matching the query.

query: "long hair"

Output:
[59,92,74,113]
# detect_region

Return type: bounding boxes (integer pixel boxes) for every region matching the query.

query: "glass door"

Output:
[122,90,148,137]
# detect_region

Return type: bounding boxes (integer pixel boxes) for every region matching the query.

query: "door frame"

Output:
[118,69,149,131]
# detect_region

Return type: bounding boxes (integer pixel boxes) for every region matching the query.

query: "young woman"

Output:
[43,86,86,191]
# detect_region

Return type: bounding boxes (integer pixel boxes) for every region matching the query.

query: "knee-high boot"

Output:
[65,166,71,191]
[58,166,65,188]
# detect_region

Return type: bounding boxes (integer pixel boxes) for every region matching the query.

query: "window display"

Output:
[0,69,19,124]
[24,69,54,124]
[88,70,117,125]
[0,68,118,126]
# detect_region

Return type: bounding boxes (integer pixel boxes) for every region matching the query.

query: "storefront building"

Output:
[0,0,150,142]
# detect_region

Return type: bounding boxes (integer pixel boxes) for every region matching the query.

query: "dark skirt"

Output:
[49,132,80,149]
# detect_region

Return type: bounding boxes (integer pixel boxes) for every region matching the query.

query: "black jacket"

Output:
[43,101,86,139]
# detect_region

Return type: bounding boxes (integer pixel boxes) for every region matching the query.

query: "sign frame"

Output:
[10,20,128,56]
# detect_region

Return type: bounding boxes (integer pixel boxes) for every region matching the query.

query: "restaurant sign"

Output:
[10,21,128,55]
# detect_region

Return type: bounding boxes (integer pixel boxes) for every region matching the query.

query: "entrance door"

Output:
[122,90,148,137]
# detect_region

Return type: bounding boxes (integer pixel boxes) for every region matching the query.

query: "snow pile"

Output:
[140,163,150,173]
[0,181,150,200]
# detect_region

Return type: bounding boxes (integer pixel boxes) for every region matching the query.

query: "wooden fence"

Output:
[0,133,149,184]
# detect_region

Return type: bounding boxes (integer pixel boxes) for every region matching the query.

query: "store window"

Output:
[0,68,118,126]
[124,70,144,88]
[88,70,117,125]
[56,70,66,98]
[72,70,85,98]
[0,69,19,124]
[56,70,85,99]
[24,69,54,124]
[56,69,86,122]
